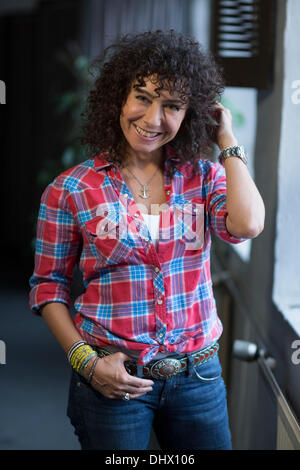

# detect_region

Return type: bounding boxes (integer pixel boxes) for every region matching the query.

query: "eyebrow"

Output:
[133,86,185,105]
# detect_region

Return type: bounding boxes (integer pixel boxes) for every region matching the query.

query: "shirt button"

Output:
[134,213,139,218]
[158,332,164,339]
[154,267,160,273]
[124,193,129,198]
[144,237,149,242]
[166,190,171,195]
[157,299,163,305]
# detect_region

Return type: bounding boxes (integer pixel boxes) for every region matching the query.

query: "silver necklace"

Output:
[125,165,160,199]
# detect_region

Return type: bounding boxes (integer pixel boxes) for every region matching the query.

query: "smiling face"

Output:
[119,76,188,162]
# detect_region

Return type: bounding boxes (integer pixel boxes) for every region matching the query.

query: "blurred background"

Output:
[0,0,299,450]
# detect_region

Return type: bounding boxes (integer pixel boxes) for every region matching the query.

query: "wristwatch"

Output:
[218,145,248,166]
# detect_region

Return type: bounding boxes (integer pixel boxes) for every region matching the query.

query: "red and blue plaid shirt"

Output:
[29,146,246,364]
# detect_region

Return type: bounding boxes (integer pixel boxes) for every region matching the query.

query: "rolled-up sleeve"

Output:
[29,179,82,315]
[207,162,247,245]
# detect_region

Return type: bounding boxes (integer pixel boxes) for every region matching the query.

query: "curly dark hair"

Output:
[80,29,225,178]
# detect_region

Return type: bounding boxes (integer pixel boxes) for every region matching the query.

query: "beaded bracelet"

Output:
[78,351,98,375]
[71,347,95,372]
[76,350,96,374]
[67,340,86,362]
[87,356,100,384]
[67,341,98,375]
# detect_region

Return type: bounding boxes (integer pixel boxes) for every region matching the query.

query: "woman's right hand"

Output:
[84,352,154,400]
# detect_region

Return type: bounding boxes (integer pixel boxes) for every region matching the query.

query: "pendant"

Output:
[140,186,150,199]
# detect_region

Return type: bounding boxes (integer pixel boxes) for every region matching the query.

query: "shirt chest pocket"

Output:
[84,214,133,265]
[174,199,205,251]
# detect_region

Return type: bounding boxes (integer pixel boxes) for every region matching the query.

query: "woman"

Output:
[29,30,265,450]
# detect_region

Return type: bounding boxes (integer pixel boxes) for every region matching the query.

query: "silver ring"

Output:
[122,392,130,401]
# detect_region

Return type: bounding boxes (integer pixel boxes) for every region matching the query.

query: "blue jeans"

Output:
[67,354,232,450]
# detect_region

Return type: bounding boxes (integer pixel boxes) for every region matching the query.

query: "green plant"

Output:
[36,42,93,188]
[32,43,93,252]
[220,96,246,128]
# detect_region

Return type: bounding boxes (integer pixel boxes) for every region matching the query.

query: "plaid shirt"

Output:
[29,146,246,364]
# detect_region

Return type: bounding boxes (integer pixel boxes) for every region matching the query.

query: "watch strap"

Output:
[218,145,248,166]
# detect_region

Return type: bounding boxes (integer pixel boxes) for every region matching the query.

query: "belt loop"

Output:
[136,364,144,378]
[186,353,195,377]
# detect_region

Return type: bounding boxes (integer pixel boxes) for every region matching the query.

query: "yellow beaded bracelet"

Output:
[79,352,98,374]
[72,350,93,372]
[68,343,97,374]
[71,346,91,369]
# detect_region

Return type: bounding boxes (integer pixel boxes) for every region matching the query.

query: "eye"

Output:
[166,104,181,112]
[135,95,150,103]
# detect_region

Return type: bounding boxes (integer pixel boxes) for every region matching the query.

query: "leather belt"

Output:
[92,342,219,379]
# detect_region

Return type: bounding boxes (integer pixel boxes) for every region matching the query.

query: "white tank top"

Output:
[142,213,160,248]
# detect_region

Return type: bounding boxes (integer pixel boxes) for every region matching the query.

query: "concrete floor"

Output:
[0,287,80,450]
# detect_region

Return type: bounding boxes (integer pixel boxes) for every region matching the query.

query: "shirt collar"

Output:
[93,152,114,171]
[93,146,193,177]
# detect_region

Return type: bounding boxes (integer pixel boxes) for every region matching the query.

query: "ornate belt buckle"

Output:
[150,358,181,379]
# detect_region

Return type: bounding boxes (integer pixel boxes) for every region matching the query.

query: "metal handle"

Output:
[232,339,259,362]
[232,339,276,370]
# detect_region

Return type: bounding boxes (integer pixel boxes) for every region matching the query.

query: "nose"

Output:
[142,102,163,129]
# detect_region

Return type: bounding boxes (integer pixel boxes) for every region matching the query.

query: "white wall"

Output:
[190,0,211,50]
[273,0,300,336]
